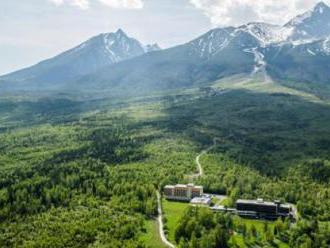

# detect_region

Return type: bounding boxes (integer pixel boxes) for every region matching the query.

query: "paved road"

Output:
[206,193,227,204]
[156,191,176,248]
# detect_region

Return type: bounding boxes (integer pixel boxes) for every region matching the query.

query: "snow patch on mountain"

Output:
[238,23,293,47]
[284,1,330,43]
[0,28,156,84]
[189,28,233,58]
[243,48,266,74]
[188,2,330,61]
[72,29,161,65]
[286,10,312,26]
[307,49,316,55]
[243,47,272,82]
[103,34,121,62]
[323,37,330,53]
[291,38,319,46]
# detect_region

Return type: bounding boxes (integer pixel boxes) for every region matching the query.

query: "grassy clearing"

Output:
[162,198,291,248]
[162,197,290,248]
[162,199,189,243]
[212,75,327,104]
[140,219,167,248]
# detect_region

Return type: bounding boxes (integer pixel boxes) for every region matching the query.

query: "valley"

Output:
[0,75,329,247]
[1,2,330,247]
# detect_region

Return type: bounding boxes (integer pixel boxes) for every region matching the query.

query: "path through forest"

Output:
[157,138,221,247]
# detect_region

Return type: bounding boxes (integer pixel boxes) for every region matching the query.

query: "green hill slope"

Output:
[0,76,329,247]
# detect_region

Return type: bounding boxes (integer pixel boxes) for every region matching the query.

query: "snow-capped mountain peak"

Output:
[188,27,234,58]
[285,10,312,27]
[115,28,126,36]
[237,22,293,47]
[286,2,330,26]
[0,29,157,84]
[285,1,330,41]
[314,1,329,13]
[101,30,145,62]
[2,3,330,91]
[73,29,160,64]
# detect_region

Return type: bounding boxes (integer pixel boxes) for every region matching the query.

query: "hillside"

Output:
[1,2,330,248]
[0,74,329,247]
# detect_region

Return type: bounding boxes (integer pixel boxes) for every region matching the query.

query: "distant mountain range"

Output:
[1,1,330,95]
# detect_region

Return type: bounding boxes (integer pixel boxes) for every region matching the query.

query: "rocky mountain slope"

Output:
[285,1,330,42]
[1,2,329,94]
[0,29,160,90]
[77,2,330,94]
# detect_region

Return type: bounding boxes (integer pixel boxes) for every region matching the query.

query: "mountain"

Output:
[0,29,160,90]
[235,23,292,47]
[285,1,330,42]
[77,2,330,94]
[0,26,259,94]
[1,2,330,95]
[263,2,330,83]
[265,37,330,83]
[74,28,263,95]
[236,2,330,46]
[145,43,161,53]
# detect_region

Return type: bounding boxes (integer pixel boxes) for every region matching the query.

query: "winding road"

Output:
[156,135,299,247]
[194,138,221,178]
[156,191,175,248]
[156,138,221,247]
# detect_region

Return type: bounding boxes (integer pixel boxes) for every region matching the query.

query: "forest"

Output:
[0,83,329,247]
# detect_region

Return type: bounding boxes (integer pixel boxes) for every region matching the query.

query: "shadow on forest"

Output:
[157,89,330,175]
[1,88,330,176]
[43,126,151,166]
[0,98,93,131]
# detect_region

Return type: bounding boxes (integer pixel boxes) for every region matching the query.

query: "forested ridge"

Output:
[0,85,329,247]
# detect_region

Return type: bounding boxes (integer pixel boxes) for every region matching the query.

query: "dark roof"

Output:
[236,199,277,207]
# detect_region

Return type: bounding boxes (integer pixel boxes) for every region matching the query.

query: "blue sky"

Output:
[0,0,328,75]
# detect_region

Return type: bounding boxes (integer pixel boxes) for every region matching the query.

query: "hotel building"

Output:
[164,183,203,201]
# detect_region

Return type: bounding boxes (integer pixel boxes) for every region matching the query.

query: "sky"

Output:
[0,0,329,75]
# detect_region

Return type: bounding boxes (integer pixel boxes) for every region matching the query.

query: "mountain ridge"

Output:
[1,2,330,94]
[0,29,160,88]
[285,1,330,42]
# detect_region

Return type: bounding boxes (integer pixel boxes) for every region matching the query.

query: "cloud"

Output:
[189,0,330,26]
[49,0,64,6]
[71,0,89,9]
[98,0,144,9]
[49,0,89,9]
[49,0,143,9]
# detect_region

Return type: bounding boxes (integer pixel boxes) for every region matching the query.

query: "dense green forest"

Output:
[0,80,330,247]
